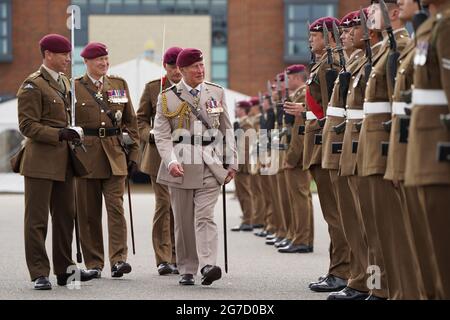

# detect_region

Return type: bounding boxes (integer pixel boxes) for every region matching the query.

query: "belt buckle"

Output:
[99,127,106,138]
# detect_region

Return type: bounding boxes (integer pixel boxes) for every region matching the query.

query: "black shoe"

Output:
[201,265,222,285]
[274,238,291,248]
[310,274,347,292]
[308,274,328,288]
[56,269,97,286]
[254,230,268,237]
[170,263,179,274]
[34,276,52,290]
[278,244,313,253]
[230,224,253,231]
[179,274,195,285]
[111,261,132,278]
[252,224,264,229]
[266,237,283,245]
[158,262,173,275]
[327,286,370,300]
[87,267,102,279]
[265,233,276,240]
[365,294,388,300]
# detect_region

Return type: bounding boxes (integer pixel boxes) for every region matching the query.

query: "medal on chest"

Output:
[206,97,223,129]
[414,41,429,67]
[107,89,128,104]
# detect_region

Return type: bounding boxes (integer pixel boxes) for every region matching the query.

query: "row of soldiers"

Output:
[231,0,450,300]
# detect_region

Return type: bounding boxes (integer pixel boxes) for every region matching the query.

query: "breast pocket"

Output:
[44,96,67,121]
[76,101,98,125]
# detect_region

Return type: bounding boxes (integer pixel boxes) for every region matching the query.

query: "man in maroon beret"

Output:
[17,34,97,290]
[137,46,183,276]
[154,47,238,286]
[73,41,140,280]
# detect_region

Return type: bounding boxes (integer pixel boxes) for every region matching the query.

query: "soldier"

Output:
[74,42,140,279]
[303,17,350,293]
[323,10,371,300]
[231,100,254,231]
[17,34,96,289]
[154,48,238,286]
[137,47,183,275]
[279,64,314,254]
[405,0,450,299]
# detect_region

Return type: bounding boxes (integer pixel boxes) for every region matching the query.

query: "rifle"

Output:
[275,74,284,128]
[265,80,276,130]
[360,8,373,85]
[283,70,295,127]
[332,21,350,135]
[412,1,429,32]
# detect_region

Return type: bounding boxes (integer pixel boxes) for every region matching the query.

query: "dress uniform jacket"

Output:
[74,74,140,178]
[155,81,238,189]
[285,86,307,168]
[18,66,72,181]
[137,77,172,176]
[339,42,384,176]
[322,49,363,170]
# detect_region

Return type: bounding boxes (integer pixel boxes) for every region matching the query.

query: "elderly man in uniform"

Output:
[17,34,97,290]
[137,47,183,276]
[74,42,140,279]
[154,48,237,286]
[405,0,450,299]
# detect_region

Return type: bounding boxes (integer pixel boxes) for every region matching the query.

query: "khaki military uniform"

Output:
[284,85,314,247]
[323,49,370,293]
[304,52,350,280]
[154,80,237,275]
[137,77,176,267]
[405,8,450,299]
[74,74,140,270]
[17,66,76,280]
[234,115,254,225]
[358,28,423,299]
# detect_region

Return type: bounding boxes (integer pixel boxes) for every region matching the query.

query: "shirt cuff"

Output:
[167,160,179,170]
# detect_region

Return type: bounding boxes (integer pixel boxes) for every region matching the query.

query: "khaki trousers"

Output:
[260,174,276,234]
[234,172,254,225]
[250,174,266,225]
[276,171,292,240]
[150,175,176,266]
[76,175,128,270]
[24,173,75,280]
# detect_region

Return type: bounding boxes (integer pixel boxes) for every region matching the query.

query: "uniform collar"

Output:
[41,64,61,82]
[87,73,104,86]
[182,79,203,93]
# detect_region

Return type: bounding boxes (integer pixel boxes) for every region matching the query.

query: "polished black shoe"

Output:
[308,274,329,288]
[266,237,283,245]
[327,286,370,300]
[365,294,388,300]
[158,262,173,275]
[254,230,268,237]
[56,269,97,286]
[87,267,102,279]
[34,276,52,290]
[201,265,222,285]
[278,244,313,253]
[309,274,347,292]
[170,263,179,274]
[231,224,253,231]
[111,261,132,278]
[179,274,195,286]
[274,238,291,248]
[252,224,264,229]
[265,233,276,240]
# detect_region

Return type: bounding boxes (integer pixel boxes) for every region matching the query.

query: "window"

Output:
[284,0,337,62]
[0,0,12,62]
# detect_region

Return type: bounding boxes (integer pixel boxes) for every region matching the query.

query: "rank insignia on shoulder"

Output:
[23,83,34,89]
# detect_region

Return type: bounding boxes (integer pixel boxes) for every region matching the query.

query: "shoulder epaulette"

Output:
[29,71,41,80]
[204,81,223,89]
[162,84,176,94]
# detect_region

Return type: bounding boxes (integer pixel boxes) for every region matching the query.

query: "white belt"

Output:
[306,111,317,120]
[326,106,346,118]
[346,109,364,120]
[363,102,391,114]
[413,89,448,106]
[392,102,410,115]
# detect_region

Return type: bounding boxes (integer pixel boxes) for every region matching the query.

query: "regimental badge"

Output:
[107,90,128,104]
[23,83,34,90]
[414,41,429,67]
[95,91,104,101]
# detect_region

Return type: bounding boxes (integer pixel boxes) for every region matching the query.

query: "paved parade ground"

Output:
[0,186,330,300]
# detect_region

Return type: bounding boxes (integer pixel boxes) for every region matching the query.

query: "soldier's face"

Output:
[165,63,182,84]
[309,32,325,54]
[180,61,205,87]
[398,0,419,21]
[47,51,71,73]
[235,107,245,118]
[341,28,354,51]
[351,25,365,49]
[85,55,109,77]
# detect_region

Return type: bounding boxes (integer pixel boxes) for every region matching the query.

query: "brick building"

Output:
[0,0,364,100]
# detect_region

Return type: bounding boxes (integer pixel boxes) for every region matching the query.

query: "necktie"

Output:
[95,80,103,92]
[190,88,199,97]
[57,76,65,93]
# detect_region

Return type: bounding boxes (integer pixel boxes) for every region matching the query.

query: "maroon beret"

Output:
[371,0,398,3]
[275,73,285,82]
[286,64,306,74]
[309,16,341,32]
[163,47,183,65]
[262,92,271,99]
[341,8,369,28]
[39,34,71,53]
[236,100,252,109]
[81,42,108,59]
[249,97,260,106]
[176,48,203,68]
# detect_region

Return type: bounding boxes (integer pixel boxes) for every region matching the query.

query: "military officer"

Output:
[17,34,96,289]
[303,17,350,293]
[137,47,183,275]
[405,0,450,299]
[279,64,314,254]
[231,100,254,231]
[154,48,238,286]
[74,42,140,278]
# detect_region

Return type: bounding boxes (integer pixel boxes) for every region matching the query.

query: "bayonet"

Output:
[360,8,373,84]
[332,21,346,72]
